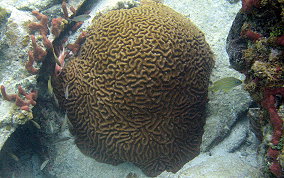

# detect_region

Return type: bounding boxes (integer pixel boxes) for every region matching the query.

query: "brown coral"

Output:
[53,1,214,176]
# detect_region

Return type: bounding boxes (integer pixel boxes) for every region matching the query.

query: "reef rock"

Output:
[226,0,284,176]
[0,5,36,151]
[53,0,214,176]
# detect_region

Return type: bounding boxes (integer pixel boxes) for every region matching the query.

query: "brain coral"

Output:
[53,0,214,176]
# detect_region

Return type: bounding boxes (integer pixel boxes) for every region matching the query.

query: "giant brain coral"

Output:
[53,1,214,176]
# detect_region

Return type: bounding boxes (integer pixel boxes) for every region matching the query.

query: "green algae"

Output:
[0,6,11,25]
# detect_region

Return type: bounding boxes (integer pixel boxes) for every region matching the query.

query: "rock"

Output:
[10,0,59,11]
[202,88,252,151]
[226,12,248,71]
[172,154,262,178]
[226,1,284,176]
[0,5,36,151]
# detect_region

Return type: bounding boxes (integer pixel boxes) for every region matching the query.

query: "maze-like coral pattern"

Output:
[53,1,214,176]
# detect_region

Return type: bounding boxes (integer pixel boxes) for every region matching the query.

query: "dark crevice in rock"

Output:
[0,121,52,178]
[203,106,251,152]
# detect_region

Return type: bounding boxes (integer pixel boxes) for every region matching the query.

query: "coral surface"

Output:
[52,0,214,176]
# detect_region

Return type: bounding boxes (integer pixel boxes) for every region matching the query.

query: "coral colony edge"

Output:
[1,0,214,177]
